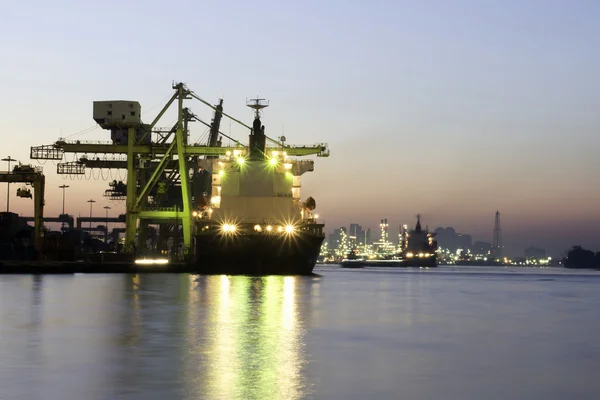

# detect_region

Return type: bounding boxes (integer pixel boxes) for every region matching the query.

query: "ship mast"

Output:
[247,97,269,119]
[246,97,270,161]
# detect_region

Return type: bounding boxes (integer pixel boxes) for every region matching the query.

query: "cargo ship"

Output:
[399,215,437,267]
[193,99,325,275]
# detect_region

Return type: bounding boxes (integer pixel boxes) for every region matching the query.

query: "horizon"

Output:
[1,0,599,257]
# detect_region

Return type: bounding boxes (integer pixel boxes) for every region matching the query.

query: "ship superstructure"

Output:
[400,215,437,267]
[193,99,325,274]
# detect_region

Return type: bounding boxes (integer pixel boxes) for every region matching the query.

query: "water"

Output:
[1,266,599,399]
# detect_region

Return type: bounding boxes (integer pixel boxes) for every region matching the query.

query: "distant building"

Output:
[434,227,472,252]
[525,246,546,260]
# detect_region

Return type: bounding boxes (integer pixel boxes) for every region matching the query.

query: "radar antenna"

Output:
[246,97,269,119]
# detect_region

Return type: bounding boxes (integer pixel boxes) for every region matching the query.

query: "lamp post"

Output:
[87,199,96,233]
[103,205,111,242]
[2,156,17,212]
[59,185,69,231]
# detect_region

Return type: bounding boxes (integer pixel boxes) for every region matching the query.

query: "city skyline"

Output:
[1,0,599,256]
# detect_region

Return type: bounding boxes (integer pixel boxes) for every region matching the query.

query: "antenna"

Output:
[493,210,503,260]
[246,97,269,119]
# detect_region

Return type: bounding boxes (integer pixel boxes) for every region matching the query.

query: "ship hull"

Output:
[194,232,324,275]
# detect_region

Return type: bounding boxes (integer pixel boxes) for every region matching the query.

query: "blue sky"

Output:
[1,0,599,256]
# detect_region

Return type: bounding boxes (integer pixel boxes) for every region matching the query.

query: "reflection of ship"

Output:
[194,99,326,275]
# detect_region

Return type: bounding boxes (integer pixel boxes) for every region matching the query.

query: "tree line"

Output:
[563,245,600,269]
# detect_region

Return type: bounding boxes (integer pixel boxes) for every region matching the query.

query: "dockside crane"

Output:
[0,165,45,258]
[30,83,329,260]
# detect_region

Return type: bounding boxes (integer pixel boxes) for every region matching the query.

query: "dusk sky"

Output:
[1,0,599,256]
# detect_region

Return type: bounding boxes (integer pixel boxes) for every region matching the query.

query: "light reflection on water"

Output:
[1,267,600,399]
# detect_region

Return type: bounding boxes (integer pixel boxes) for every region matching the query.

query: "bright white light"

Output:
[221,223,237,233]
[237,157,245,165]
[285,225,295,233]
[254,224,262,231]
[266,225,273,232]
[135,259,169,265]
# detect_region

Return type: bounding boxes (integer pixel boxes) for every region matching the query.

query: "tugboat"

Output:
[193,99,326,275]
[400,215,437,267]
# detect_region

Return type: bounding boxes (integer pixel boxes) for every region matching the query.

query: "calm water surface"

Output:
[1,266,599,399]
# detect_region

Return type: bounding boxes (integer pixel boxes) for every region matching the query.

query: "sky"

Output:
[1,0,599,257]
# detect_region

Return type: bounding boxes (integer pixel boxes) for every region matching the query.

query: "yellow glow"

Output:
[236,157,245,165]
[406,252,414,258]
[285,172,293,179]
[134,258,169,265]
[266,225,273,232]
[285,225,295,233]
[219,170,225,176]
[284,163,292,169]
[221,223,238,233]
[418,253,424,257]
[254,224,262,232]
[277,226,284,232]
[192,211,198,217]
[269,157,278,166]
[211,196,221,204]
[271,151,279,157]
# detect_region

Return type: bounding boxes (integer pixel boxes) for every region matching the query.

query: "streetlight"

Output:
[2,156,17,212]
[59,185,69,231]
[103,205,111,242]
[87,199,96,233]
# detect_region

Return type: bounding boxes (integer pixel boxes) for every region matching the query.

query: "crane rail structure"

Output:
[29,82,330,260]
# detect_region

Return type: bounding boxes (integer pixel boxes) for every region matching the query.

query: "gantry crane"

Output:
[0,164,45,258]
[30,82,329,260]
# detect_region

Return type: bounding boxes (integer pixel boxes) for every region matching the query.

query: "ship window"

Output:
[107,111,112,116]
[130,111,135,116]
[122,114,126,120]
[129,103,134,108]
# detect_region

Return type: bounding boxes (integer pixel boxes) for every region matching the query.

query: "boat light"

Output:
[236,157,245,165]
[269,158,278,166]
[285,225,295,233]
[254,224,262,232]
[266,225,273,232]
[221,223,238,233]
[406,252,414,258]
[284,163,292,169]
[135,258,169,265]
[277,226,284,232]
